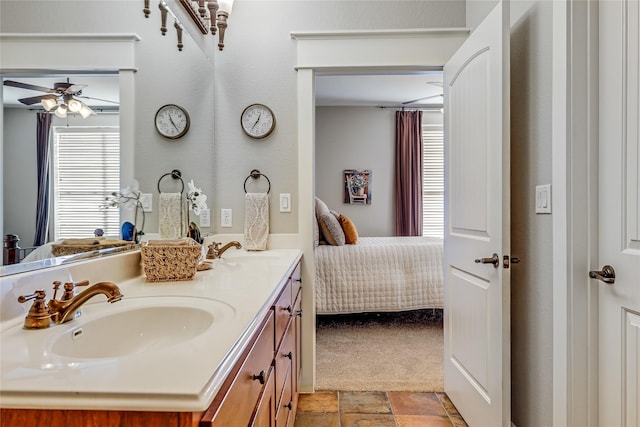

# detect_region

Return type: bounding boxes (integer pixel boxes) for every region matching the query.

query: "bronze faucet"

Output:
[18,281,123,329]
[206,241,242,259]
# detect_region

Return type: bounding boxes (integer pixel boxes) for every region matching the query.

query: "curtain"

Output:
[33,112,52,246]
[394,110,423,236]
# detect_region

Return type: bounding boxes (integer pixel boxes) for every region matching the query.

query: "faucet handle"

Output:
[17,290,54,329]
[206,242,221,259]
[61,280,90,301]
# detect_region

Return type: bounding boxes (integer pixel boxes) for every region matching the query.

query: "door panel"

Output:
[444,1,510,426]
[599,0,640,425]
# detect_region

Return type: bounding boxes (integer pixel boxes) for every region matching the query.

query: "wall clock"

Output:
[155,104,190,139]
[241,103,276,139]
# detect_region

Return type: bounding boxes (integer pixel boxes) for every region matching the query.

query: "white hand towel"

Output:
[244,192,269,251]
[159,192,183,239]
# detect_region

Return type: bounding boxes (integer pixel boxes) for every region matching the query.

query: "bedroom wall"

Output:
[466,1,556,426]
[315,106,443,237]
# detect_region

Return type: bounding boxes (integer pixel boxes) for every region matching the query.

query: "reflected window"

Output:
[53,127,120,239]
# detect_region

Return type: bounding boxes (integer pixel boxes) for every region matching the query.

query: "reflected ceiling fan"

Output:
[402,80,444,105]
[3,78,118,119]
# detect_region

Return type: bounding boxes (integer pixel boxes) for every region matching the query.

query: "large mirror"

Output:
[1,1,217,276]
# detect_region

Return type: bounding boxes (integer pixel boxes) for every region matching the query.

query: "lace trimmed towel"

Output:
[159,193,183,239]
[244,192,269,251]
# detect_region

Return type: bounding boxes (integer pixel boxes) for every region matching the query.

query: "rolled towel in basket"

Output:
[244,192,269,251]
[159,192,183,239]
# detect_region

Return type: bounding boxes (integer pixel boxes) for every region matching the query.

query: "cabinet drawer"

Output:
[274,281,292,349]
[250,366,275,427]
[275,322,293,409]
[201,312,275,426]
[275,367,293,427]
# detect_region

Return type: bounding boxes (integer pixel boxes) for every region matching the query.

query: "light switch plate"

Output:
[199,209,211,227]
[140,193,153,212]
[535,184,552,214]
[221,209,232,227]
[280,193,291,212]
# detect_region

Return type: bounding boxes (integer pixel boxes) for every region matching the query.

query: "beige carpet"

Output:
[315,310,444,392]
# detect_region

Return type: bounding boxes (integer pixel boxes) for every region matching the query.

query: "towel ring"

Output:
[244,169,271,194]
[157,169,185,193]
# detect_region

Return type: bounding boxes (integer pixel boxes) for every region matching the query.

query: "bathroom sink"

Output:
[223,255,279,262]
[1,297,235,364]
[46,297,235,360]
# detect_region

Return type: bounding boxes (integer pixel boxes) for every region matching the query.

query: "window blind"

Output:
[53,129,120,239]
[422,124,444,238]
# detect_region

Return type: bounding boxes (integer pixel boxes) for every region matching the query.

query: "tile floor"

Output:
[294,391,468,427]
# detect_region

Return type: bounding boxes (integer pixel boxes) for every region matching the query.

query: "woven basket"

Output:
[51,240,134,257]
[141,239,202,282]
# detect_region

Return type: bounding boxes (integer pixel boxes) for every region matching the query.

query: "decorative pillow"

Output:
[338,214,359,244]
[315,197,331,243]
[318,213,346,246]
[313,214,320,247]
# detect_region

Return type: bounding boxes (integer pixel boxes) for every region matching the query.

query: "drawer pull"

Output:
[252,370,266,385]
[284,351,292,360]
[295,309,303,317]
[283,305,292,313]
[295,278,302,284]
[284,401,293,410]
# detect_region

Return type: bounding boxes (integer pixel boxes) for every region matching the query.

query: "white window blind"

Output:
[422,123,444,238]
[53,128,120,239]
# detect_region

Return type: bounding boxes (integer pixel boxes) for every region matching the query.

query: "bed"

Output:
[315,236,444,315]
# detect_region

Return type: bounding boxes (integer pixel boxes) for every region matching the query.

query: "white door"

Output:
[443,2,510,426]
[598,1,640,425]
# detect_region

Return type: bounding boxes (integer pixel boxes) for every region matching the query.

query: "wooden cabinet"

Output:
[201,259,302,427]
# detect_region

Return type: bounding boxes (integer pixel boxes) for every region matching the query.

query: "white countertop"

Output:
[0,248,302,412]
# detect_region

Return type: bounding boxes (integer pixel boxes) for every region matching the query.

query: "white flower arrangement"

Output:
[186,179,208,216]
[350,173,367,191]
[102,180,142,211]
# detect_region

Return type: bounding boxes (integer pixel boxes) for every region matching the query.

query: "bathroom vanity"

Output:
[0,247,303,427]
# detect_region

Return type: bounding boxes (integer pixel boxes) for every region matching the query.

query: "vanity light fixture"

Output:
[146,0,234,51]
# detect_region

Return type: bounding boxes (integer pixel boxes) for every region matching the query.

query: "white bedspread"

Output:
[315,236,444,314]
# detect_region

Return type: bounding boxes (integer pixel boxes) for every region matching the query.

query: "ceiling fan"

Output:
[3,78,118,119]
[402,80,444,105]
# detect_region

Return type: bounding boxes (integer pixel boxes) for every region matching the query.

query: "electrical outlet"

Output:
[199,208,211,227]
[221,209,232,227]
[140,193,153,212]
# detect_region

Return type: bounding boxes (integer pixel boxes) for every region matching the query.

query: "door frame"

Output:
[551,1,599,426]
[291,28,469,393]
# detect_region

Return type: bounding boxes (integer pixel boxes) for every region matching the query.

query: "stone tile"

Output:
[435,393,468,427]
[340,413,398,427]
[297,391,339,413]
[293,412,340,427]
[339,391,393,414]
[388,392,447,416]
[396,415,453,427]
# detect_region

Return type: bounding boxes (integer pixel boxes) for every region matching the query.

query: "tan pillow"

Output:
[318,213,346,246]
[338,214,359,244]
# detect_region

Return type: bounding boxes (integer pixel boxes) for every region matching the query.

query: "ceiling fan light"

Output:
[41,97,58,111]
[54,104,68,118]
[79,104,95,119]
[67,97,83,113]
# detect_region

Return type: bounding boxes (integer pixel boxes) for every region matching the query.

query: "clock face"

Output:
[241,104,275,139]
[155,104,190,139]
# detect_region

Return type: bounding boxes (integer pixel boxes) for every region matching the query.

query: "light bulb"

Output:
[41,96,58,111]
[218,0,233,13]
[54,104,68,118]
[79,104,95,119]
[67,98,83,113]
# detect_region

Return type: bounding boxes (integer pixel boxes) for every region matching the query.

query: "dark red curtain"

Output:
[394,110,423,236]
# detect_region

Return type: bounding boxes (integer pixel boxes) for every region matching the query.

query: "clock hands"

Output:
[168,115,180,132]
[251,112,262,130]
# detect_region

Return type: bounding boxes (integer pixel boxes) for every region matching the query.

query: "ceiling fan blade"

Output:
[77,95,119,104]
[18,94,55,105]
[402,93,443,105]
[426,81,444,87]
[3,80,54,93]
